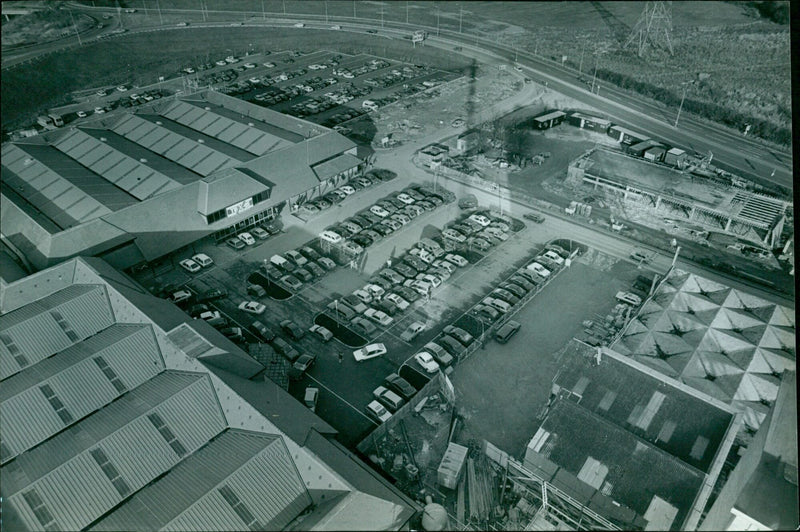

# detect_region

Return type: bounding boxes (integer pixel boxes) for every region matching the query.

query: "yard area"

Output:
[451,251,643,458]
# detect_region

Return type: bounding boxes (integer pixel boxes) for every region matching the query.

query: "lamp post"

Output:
[674,81,693,128]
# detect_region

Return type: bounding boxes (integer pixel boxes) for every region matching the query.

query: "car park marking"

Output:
[304,374,378,425]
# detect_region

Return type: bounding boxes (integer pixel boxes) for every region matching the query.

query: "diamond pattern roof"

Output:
[614,270,795,430]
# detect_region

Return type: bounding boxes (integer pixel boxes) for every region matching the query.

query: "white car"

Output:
[179,258,201,273]
[542,250,565,265]
[249,77,261,84]
[116,85,128,92]
[340,185,356,195]
[468,214,492,227]
[216,60,228,66]
[94,107,106,114]
[238,232,256,245]
[396,193,415,205]
[442,228,466,243]
[76,110,87,118]
[353,289,373,304]
[170,290,192,303]
[319,230,343,244]
[405,278,431,295]
[409,247,435,264]
[417,273,441,289]
[400,321,426,341]
[527,261,551,278]
[370,205,390,218]
[431,259,455,274]
[366,400,392,423]
[331,24,341,30]
[353,342,387,362]
[384,293,409,311]
[293,22,305,28]
[191,253,214,267]
[365,308,393,326]
[414,352,440,373]
[244,62,256,69]
[238,301,266,314]
[364,284,385,300]
[445,253,469,267]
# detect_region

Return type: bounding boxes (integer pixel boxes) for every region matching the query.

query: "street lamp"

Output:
[674,81,694,128]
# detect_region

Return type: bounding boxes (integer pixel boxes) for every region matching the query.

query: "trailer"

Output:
[532,110,566,130]
[567,112,611,133]
[607,124,649,145]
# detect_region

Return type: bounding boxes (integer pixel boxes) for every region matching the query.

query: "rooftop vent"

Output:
[100,137,107,142]
[205,106,211,111]
[156,121,162,125]
[139,158,147,163]
[198,139,205,143]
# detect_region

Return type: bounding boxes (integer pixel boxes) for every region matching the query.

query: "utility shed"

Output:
[532,111,566,130]
[567,112,611,133]
[437,442,468,489]
[644,146,667,162]
[664,147,688,167]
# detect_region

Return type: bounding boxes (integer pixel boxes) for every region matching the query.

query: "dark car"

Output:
[220,326,245,342]
[394,285,421,303]
[281,275,303,291]
[492,288,520,306]
[271,337,301,362]
[352,233,374,248]
[361,229,381,242]
[379,269,405,285]
[374,298,398,316]
[500,282,527,298]
[442,326,474,346]
[358,211,382,225]
[369,276,394,292]
[402,255,428,272]
[515,269,542,285]
[523,212,545,223]
[392,263,417,279]
[280,319,306,340]
[384,373,417,401]
[299,246,320,261]
[251,320,276,341]
[372,224,393,237]
[197,288,228,303]
[290,353,316,379]
[294,268,313,282]
[351,316,377,335]
[263,264,282,279]
[437,335,466,357]
[189,304,210,317]
[306,262,325,277]
[509,276,534,292]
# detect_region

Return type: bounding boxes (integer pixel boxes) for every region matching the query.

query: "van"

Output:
[304,387,319,412]
[495,320,521,343]
[270,254,295,272]
[483,297,511,314]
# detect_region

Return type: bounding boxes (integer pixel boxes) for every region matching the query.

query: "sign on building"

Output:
[225,198,254,218]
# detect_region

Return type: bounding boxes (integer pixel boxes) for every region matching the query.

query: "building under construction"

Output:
[566,148,790,247]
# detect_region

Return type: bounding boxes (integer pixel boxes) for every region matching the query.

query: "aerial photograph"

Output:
[0,1,795,530]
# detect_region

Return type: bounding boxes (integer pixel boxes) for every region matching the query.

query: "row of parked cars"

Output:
[262,245,338,292]
[303,171,395,215]
[225,222,281,250]
[318,184,447,257]
[441,210,518,253]
[470,242,572,324]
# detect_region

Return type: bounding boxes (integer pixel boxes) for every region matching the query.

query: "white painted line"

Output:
[305,374,377,425]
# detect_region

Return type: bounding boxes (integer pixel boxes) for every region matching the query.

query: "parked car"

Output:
[272,338,301,362]
[366,400,392,423]
[423,342,453,367]
[309,324,333,341]
[395,285,421,303]
[291,353,316,378]
[500,283,526,298]
[542,250,565,265]
[191,253,214,267]
[300,246,320,261]
[198,288,228,302]
[304,387,319,412]
[445,253,469,267]
[319,230,343,244]
[369,205,390,218]
[250,320,276,341]
[285,250,308,266]
[280,319,306,340]
[385,293,410,311]
[384,373,417,400]
[238,301,266,314]
[198,310,226,327]
[179,258,202,273]
[492,288,520,306]
[472,304,500,322]
[227,237,246,250]
[353,342,387,362]
[169,290,193,303]
[527,262,551,278]
[414,352,440,373]
[250,227,270,240]
[523,212,545,223]
[317,257,337,271]
[437,335,466,357]
[281,275,303,291]
[220,326,244,342]
[443,325,474,346]
[364,308,393,326]
[294,268,313,282]
[373,386,405,412]
[468,214,492,227]
[351,316,377,335]
[238,232,256,245]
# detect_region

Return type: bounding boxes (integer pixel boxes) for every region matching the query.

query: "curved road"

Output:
[3,4,792,192]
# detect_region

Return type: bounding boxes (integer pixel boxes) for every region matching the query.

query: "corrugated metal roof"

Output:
[1,144,113,229]
[1,324,164,463]
[52,128,181,201]
[312,153,362,181]
[12,142,138,211]
[110,114,238,177]
[1,285,115,381]
[92,430,311,531]
[3,371,226,531]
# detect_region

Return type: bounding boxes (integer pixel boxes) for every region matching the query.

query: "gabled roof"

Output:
[2,371,227,531]
[92,430,311,531]
[196,167,271,215]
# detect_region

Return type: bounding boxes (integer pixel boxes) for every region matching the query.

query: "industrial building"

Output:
[1,90,363,273]
[523,343,739,530]
[613,269,795,433]
[699,371,798,531]
[566,148,791,246]
[0,256,418,531]
[531,110,566,130]
[567,112,611,132]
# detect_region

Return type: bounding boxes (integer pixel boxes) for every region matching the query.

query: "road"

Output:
[4,4,791,191]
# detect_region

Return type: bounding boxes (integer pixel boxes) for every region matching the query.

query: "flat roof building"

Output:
[523,342,739,530]
[1,91,363,273]
[0,256,418,531]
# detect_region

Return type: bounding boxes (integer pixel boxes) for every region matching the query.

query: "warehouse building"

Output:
[523,342,739,530]
[1,90,363,273]
[0,256,418,531]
